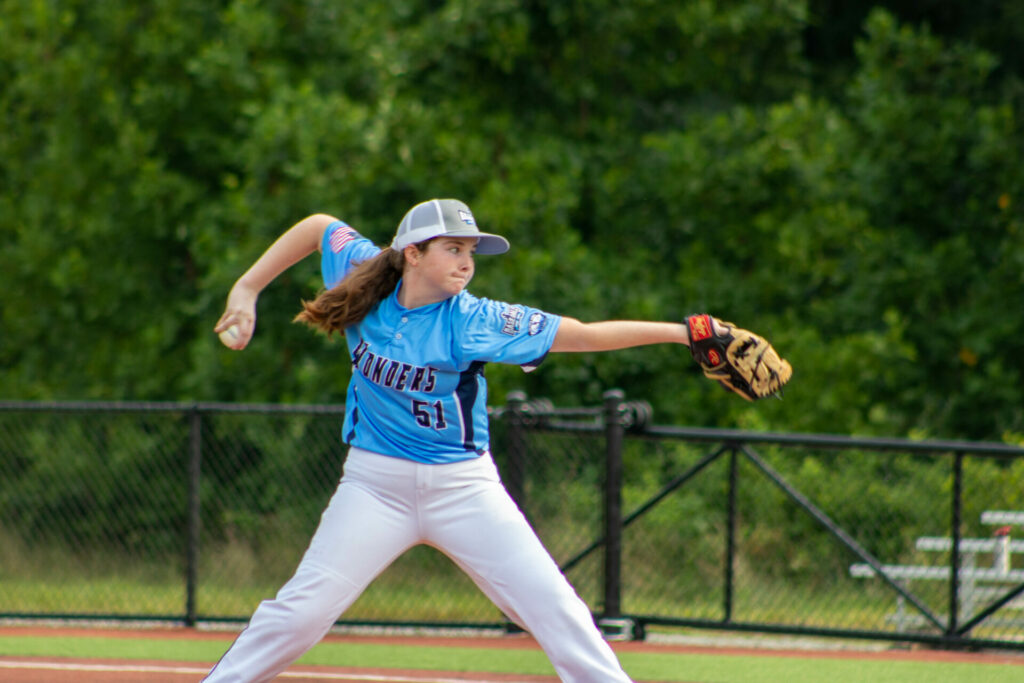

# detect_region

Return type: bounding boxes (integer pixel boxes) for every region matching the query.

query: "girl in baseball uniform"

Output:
[208,199,695,682]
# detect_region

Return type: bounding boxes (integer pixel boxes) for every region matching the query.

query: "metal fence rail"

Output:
[1,395,1022,650]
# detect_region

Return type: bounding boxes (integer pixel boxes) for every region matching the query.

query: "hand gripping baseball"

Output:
[686,314,792,401]
[214,286,258,350]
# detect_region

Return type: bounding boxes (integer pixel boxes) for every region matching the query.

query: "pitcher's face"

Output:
[404,237,477,304]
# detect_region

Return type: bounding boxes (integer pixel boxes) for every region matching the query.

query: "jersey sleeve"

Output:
[453,294,562,372]
[320,221,381,288]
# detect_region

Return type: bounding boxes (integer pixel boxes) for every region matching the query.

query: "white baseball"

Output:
[219,324,241,349]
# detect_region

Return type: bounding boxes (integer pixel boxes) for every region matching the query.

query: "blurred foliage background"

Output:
[2,0,1023,441]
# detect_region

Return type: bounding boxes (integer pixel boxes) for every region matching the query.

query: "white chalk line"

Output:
[0,660,207,675]
[0,659,511,682]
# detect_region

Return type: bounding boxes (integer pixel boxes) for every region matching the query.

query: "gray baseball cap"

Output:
[391,199,510,255]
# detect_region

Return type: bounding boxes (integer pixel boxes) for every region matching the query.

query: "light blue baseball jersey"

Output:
[321,221,562,464]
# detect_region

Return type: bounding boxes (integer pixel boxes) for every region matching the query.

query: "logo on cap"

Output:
[458,209,476,226]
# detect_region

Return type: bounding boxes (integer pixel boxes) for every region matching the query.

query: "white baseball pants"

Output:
[204,447,633,682]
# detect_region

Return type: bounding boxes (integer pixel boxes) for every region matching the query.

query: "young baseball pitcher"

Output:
[207,199,790,682]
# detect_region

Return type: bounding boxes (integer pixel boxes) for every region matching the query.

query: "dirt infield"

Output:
[1,624,1023,682]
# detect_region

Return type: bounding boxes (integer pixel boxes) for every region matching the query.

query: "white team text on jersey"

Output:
[351,340,438,393]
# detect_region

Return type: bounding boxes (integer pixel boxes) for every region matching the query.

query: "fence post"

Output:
[504,391,528,512]
[601,389,626,636]
[186,407,202,627]
[724,446,738,623]
[948,451,964,638]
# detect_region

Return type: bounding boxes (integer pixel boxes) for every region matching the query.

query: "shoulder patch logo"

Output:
[330,224,357,253]
[500,305,524,336]
[527,312,547,336]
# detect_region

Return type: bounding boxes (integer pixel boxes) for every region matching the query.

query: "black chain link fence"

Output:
[1,394,1023,650]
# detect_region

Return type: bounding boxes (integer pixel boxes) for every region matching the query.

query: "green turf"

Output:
[0,633,1021,683]
[618,651,1020,683]
[0,635,227,663]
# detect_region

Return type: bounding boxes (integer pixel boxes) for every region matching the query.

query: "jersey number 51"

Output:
[412,400,448,430]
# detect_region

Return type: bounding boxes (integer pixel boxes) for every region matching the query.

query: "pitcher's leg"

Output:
[204,562,365,683]
[205,452,419,682]
[425,458,633,683]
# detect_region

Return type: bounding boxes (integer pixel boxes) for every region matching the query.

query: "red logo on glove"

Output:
[708,349,722,365]
[689,315,713,341]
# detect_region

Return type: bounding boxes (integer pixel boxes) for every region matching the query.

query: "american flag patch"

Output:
[329,224,357,253]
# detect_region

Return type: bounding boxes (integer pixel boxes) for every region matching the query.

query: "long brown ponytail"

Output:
[294,243,426,335]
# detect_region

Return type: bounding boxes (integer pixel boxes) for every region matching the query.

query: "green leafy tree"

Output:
[2,2,1022,443]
